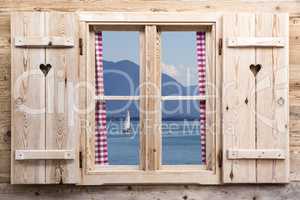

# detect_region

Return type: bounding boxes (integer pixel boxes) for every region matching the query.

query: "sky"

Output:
[102,31,198,86]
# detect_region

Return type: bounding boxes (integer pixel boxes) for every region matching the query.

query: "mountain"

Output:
[103,60,201,120]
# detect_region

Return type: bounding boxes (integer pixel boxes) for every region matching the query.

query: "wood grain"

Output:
[0,0,298,185]
[11,12,46,184]
[222,13,256,183]
[0,1,300,13]
[255,13,289,183]
[15,149,75,160]
[45,12,79,184]
[227,37,286,47]
[223,13,289,183]
[144,25,161,170]
[11,12,79,184]
[227,149,286,160]
[14,36,74,47]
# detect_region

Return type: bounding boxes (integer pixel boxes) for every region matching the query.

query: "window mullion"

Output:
[140,25,161,171]
[139,28,147,170]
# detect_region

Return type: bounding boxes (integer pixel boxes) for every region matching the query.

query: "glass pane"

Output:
[96,100,140,165]
[102,31,140,96]
[161,32,199,96]
[162,100,204,165]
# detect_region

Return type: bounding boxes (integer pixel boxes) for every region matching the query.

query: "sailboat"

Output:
[123,110,132,134]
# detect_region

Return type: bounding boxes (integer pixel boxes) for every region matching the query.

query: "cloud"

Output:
[162,62,198,86]
[162,63,177,78]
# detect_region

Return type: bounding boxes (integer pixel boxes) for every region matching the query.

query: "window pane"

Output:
[161,32,200,96]
[162,100,204,165]
[102,31,140,96]
[96,100,140,165]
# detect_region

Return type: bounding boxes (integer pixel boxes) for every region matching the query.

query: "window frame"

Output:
[86,26,143,171]
[79,12,222,185]
[159,28,215,170]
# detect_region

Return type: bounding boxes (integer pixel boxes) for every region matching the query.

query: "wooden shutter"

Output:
[11,12,80,184]
[222,13,289,183]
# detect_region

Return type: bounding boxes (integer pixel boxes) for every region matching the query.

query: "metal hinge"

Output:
[218,150,223,168]
[79,38,83,55]
[79,151,83,169]
[218,38,223,55]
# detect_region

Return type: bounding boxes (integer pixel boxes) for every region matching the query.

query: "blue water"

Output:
[106,120,203,165]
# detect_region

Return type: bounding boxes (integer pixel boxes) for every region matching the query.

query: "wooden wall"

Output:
[0,0,300,195]
[0,184,300,200]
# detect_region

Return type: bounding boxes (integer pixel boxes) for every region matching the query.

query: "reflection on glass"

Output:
[162,100,203,165]
[161,32,198,96]
[102,31,140,96]
[106,100,139,165]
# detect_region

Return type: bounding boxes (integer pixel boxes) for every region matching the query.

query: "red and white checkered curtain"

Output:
[196,32,206,164]
[95,32,109,165]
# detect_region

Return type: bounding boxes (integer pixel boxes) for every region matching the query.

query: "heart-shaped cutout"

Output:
[249,64,262,77]
[39,64,52,76]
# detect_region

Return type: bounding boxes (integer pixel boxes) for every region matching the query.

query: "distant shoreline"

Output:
[106,117,200,121]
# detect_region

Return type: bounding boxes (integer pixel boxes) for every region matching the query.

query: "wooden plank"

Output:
[227,149,286,160]
[204,27,216,171]
[158,25,211,32]
[93,25,144,32]
[144,26,161,170]
[85,25,96,172]
[139,29,147,171]
[79,12,219,23]
[222,13,256,183]
[45,12,79,184]
[82,170,219,185]
[4,183,300,199]
[256,13,289,183]
[14,36,74,47]
[1,1,300,14]
[227,37,285,47]
[289,16,300,181]
[213,15,222,179]
[78,21,89,182]
[15,150,75,160]
[11,12,46,184]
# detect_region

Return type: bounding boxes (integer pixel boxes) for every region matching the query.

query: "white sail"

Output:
[123,110,131,132]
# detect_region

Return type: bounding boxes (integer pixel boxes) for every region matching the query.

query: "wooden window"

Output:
[79,13,221,185]
[11,12,289,185]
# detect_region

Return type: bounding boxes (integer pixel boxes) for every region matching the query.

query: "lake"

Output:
[106,119,204,165]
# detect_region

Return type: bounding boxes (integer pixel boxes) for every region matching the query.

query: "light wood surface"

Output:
[1,183,300,199]
[78,12,219,23]
[11,12,79,184]
[222,13,257,183]
[15,149,75,160]
[255,13,289,183]
[223,13,289,183]
[45,12,79,184]
[144,25,161,170]
[227,37,286,47]
[227,149,286,160]
[11,12,46,184]
[0,0,299,186]
[14,36,74,47]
